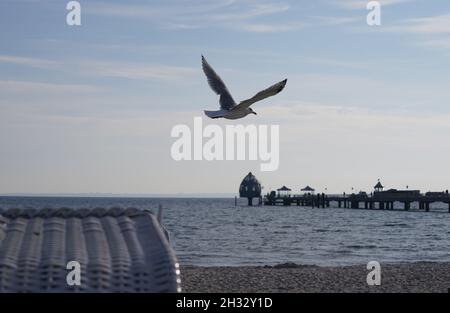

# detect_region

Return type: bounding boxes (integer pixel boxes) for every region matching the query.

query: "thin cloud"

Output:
[262,101,450,130]
[333,0,415,10]
[348,10,450,52]
[89,0,238,18]
[210,3,289,21]
[385,13,450,34]
[0,55,58,69]
[304,57,372,70]
[312,15,363,26]
[0,80,102,93]
[236,22,302,33]
[0,53,197,81]
[88,0,293,33]
[379,12,450,52]
[418,38,450,50]
[77,60,197,81]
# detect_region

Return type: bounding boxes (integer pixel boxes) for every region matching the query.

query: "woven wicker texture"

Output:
[0,207,180,293]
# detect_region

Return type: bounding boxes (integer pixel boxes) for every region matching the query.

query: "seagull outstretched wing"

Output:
[233,79,287,111]
[201,55,236,110]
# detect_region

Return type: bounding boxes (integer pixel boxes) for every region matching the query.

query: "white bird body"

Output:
[205,108,254,120]
[201,56,287,120]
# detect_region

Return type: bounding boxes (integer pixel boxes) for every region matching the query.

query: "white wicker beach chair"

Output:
[0,207,180,293]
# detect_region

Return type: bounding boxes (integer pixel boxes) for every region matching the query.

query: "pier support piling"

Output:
[404,202,410,211]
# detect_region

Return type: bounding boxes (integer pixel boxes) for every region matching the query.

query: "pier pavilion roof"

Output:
[239,172,262,198]
[301,186,315,192]
[374,181,384,189]
[0,207,180,293]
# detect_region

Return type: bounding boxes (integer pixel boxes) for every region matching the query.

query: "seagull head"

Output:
[249,108,257,115]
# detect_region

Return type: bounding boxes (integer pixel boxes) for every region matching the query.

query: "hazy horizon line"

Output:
[0,192,239,198]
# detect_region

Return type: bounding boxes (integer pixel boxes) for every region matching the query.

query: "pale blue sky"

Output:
[1,0,450,195]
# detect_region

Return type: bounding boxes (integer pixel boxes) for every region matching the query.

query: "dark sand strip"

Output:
[181,262,450,293]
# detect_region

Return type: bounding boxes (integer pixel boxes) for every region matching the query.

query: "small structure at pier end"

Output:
[374,180,384,192]
[239,172,262,206]
[301,186,315,194]
[277,186,292,197]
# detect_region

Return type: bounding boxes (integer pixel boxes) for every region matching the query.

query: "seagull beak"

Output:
[253,111,257,115]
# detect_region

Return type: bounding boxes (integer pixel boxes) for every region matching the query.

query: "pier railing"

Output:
[263,192,450,213]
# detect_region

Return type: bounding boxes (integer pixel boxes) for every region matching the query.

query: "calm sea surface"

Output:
[0,196,449,267]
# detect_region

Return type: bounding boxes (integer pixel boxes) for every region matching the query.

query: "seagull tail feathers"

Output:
[204,110,223,119]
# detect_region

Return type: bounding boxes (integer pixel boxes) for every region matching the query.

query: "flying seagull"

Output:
[202,55,287,120]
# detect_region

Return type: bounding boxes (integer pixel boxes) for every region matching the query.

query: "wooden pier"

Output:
[237,174,450,213]
[263,192,450,213]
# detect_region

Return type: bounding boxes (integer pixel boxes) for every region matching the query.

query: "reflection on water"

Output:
[0,197,449,266]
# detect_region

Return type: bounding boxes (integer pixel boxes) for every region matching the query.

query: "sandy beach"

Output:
[181,262,450,293]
